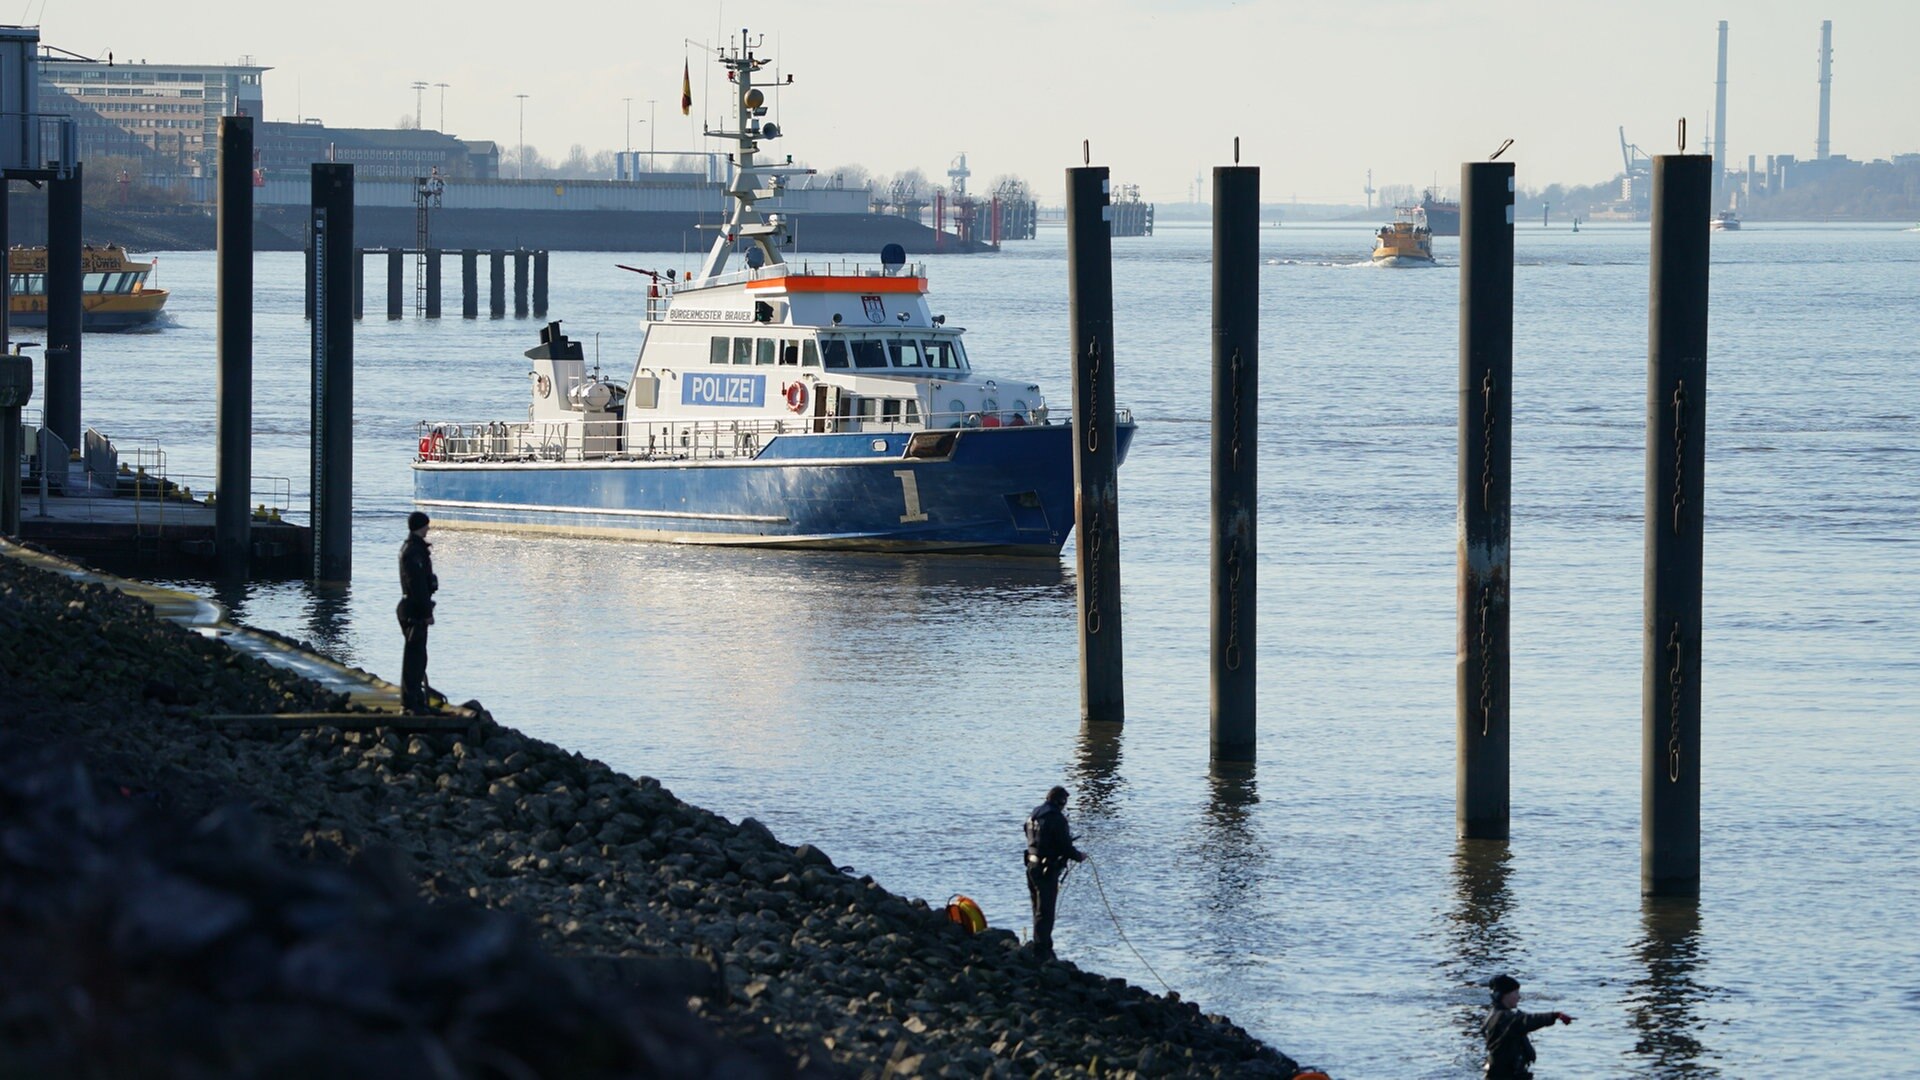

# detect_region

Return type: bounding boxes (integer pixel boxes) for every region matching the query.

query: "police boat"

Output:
[411,31,1134,556]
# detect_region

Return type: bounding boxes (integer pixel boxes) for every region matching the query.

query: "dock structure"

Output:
[305,247,550,320]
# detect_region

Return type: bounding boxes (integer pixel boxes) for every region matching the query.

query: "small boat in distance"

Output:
[1372,210,1435,266]
[409,29,1135,556]
[1710,210,1742,232]
[6,244,170,331]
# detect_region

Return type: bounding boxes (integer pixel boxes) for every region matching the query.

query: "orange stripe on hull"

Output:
[746,276,926,294]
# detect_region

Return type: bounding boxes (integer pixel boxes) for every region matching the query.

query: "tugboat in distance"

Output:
[409,29,1135,556]
[1371,209,1435,266]
[1400,189,1460,237]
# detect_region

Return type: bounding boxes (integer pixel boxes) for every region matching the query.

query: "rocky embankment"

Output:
[0,551,1301,1079]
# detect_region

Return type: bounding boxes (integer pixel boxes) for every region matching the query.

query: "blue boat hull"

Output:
[413,423,1136,556]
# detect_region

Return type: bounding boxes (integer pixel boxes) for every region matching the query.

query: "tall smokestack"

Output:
[1816,20,1833,160]
[1714,20,1729,208]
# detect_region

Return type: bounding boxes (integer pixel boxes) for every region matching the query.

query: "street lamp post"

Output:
[411,80,428,129]
[515,93,529,179]
[435,82,449,132]
[647,99,657,173]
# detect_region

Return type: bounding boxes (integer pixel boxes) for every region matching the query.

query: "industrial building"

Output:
[35,56,265,182]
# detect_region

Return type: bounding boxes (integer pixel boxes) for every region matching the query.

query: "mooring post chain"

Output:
[1084,339,1102,453]
[1225,540,1243,671]
[1477,588,1494,736]
[1671,379,1688,536]
[1229,347,1244,473]
[1085,510,1104,635]
[1480,370,1495,512]
[1667,620,1685,782]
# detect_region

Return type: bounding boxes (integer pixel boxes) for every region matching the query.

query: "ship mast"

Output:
[694,28,810,283]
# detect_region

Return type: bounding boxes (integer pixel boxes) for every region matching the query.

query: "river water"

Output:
[68,220,1918,1076]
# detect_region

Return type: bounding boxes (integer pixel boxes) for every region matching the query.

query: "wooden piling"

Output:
[43,163,83,453]
[310,163,355,583]
[1643,154,1710,898]
[489,250,506,318]
[513,249,530,317]
[353,248,365,321]
[386,249,404,320]
[215,116,254,577]
[1066,164,1124,726]
[462,249,479,319]
[1457,161,1516,840]
[532,250,549,317]
[426,248,442,318]
[1210,163,1259,763]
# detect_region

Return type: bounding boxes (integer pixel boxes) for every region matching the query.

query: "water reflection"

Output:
[1071,721,1125,817]
[1628,897,1719,1078]
[1444,838,1518,1061]
[301,582,354,662]
[1202,763,1265,911]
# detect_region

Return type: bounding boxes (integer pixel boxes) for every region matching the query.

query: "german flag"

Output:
[681,59,692,115]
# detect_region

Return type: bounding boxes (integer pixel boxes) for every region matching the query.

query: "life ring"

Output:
[945,894,987,935]
[785,381,810,414]
[419,427,446,461]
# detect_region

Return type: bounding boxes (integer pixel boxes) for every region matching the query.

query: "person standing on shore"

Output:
[1024,785,1086,961]
[1482,974,1573,1079]
[397,511,439,714]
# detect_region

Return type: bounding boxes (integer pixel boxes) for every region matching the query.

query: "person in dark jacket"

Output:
[1023,785,1086,961]
[397,511,439,713]
[1481,974,1573,1079]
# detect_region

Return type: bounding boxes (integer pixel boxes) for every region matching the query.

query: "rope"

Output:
[1080,857,1174,995]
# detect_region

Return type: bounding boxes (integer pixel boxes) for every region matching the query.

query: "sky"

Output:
[29,0,1920,204]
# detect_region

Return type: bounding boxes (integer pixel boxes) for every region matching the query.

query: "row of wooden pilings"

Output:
[302,247,550,321]
[1066,151,1709,898]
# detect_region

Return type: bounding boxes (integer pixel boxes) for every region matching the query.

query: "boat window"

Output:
[83,273,109,291]
[881,399,902,423]
[802,340,821,367]
[820,339,848,369]
[856,397,879,420]
[111,273,135,294]
[889,339,923,368]
[779,339,800,366]
[732,338,753,365]
[709,337,730,365]
[951,338,970,371]
[922,339,961,370]
[756,339,775,365]
[904,400,920,425]
[850,339,888,369]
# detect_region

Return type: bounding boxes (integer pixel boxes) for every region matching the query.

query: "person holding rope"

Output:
[1482,974,1573,1079]
[1023,785,1086,961]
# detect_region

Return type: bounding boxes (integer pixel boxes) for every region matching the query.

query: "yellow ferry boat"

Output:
[7,245,170,331]
[1371,213,1435,266]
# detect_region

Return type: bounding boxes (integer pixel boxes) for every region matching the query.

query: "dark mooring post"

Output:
[1,353,27,538]
[513,249,530,317]
[386,248,404,320]
[532,250,549,317]
[1066,163,1124,726]
[1211,162,1259,763]
[1457,160,1516,840]
[353,248,365,320]
[1643,153,1710,898]
[310,163,355,583]
[215,116,254,576]
[461,249,479,318]
[489,250,506,318]
[44,163,84,453]
[426,248,442,318]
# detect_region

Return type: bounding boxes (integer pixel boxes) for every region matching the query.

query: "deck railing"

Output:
[413,408,1130,465]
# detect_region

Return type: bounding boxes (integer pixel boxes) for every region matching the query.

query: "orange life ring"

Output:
[418,435,433,457]
[421,428,446,461]
[785,381,810,414]
[945,894,987,935]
